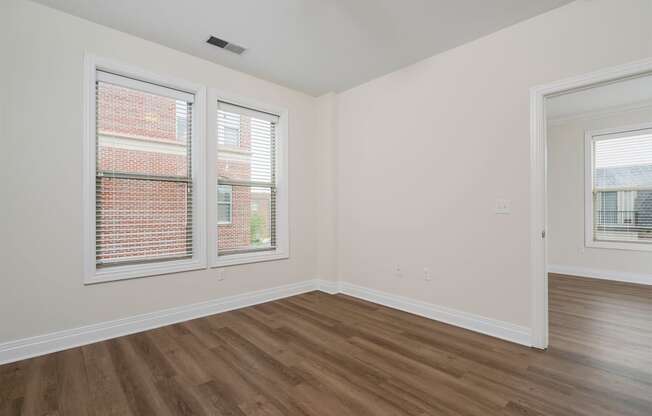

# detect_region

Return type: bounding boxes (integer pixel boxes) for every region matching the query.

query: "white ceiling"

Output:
[33,0,572,96]
[547,75,652,121]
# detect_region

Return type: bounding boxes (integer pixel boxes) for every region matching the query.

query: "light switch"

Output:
[495,198,511,214]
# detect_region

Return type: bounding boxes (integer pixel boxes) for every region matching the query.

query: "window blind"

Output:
[95,71,194,266]
[592,129,652,244]
[217,101,279,255]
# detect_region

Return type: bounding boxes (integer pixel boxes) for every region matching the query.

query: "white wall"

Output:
[0,0,321,343]
[4,0,652,347]
[314,93,338,282]
[335,0,652,327]
[0,0,9,174]
[547,106,652,282]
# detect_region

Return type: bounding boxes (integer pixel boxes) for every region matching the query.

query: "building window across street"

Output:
[218,185,233,224]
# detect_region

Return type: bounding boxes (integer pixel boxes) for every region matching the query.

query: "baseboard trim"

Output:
[0,278,533,365]
[336,282,532,347]
[0,280,320,365]
[315,279,341,294]
[548,264,652,286]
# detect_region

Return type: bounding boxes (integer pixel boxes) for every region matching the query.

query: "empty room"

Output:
[1,0,651,415]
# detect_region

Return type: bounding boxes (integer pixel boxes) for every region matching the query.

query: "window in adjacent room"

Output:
[586,124,652,250]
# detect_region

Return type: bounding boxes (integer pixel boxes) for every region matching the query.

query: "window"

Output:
[84,56,287,278]
[586,124,652,251]
[218,111,241,147]
[218,185,232,224]
[84,56,206,283]
[212,100,288,265]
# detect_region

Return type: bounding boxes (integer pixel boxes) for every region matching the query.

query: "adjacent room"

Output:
[1,0,651,415]
[545,74,652,414]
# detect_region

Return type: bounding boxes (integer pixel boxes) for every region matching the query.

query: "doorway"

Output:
[530,58,652,349]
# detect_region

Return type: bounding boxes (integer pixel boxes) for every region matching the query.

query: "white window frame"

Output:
[217,184,233,224]
[584,122,652,252]
[82,54,206,284]
[207,90,290,267]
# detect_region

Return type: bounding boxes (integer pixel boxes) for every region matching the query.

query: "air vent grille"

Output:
[207,36,246,55]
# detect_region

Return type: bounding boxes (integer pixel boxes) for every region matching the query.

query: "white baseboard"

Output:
[548,264,652,286]
[0,278,533,365]
[336,282,532,347]
[0,280,320,365]
[315,279,341,294]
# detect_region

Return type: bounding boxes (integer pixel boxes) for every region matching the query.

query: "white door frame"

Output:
[529,57,652,349]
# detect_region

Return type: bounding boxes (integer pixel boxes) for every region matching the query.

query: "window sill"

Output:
[586,240,652,252]
[211,250,288,268]
[218,146,251,155]
[85,257,206,285]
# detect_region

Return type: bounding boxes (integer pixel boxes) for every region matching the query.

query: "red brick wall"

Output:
[96,178,190,262]
[96,83,192,263]
[217,185,251,251]
[98,146,188,177]
[97,83,179,142]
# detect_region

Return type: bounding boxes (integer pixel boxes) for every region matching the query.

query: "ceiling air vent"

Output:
[207,36,246,55]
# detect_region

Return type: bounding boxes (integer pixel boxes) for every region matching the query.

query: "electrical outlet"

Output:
[424,267,431,281]
[494,198,511,214]
[217,269,225,281]
[394,265,403,278]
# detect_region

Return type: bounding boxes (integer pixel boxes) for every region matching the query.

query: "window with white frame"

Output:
[84,57,205,283]
[218,185,232,224]
[214,100,287,262]
[84,57,287,278]
[586,125,652,250]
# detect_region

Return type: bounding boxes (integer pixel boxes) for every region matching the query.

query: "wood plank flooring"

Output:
[1,274,651,415]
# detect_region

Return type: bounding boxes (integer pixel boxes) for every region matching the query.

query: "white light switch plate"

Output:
[495,198,511,214]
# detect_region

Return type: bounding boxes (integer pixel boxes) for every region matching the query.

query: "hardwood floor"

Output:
[1,274,651,415]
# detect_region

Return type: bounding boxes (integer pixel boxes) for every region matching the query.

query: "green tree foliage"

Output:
[250,212,264,245]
